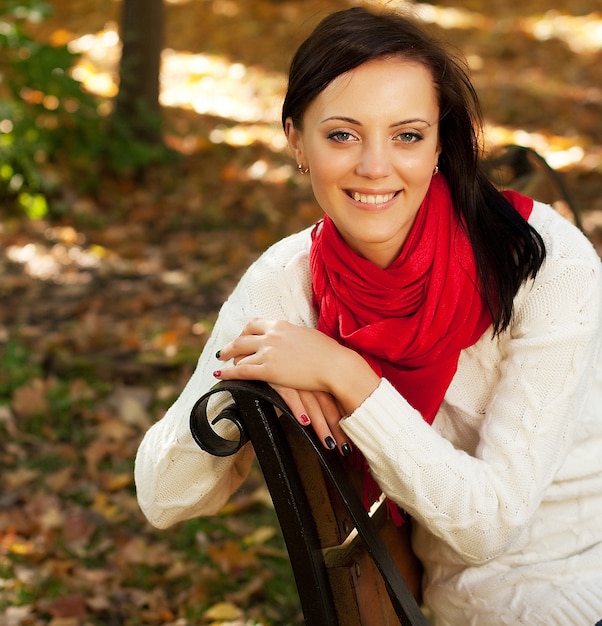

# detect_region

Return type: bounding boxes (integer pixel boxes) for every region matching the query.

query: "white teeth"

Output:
[352,192,396,204]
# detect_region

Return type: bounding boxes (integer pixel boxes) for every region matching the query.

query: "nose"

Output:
[355,139,393,179]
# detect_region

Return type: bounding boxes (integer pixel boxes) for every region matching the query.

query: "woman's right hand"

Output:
[271,384,353,457]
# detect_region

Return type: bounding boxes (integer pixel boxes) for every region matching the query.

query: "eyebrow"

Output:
[320,116,434,127]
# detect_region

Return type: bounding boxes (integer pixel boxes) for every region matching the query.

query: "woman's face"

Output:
[286,57,441,268]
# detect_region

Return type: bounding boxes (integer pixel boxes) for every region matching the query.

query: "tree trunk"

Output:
[114,0,164,145]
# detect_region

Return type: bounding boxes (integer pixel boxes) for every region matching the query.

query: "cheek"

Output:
[309,148,346,175]
[398,152,437,184]
[308,152,349,195]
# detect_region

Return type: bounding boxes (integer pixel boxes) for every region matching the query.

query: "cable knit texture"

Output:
[134,202,602,625]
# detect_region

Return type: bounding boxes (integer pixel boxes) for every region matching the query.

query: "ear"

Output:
[285,117,304,164]
[435,135,442,168]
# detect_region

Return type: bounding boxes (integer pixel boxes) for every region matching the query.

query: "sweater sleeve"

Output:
[341,206,602,565]
[134,229,316,528]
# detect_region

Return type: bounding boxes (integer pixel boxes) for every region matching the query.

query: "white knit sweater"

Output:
[135,202,602,625]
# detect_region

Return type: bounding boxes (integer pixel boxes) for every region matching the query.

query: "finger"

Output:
[217,334,260,362]
[270,385,311,427]
[213,361,263,381]
[295,391,338,452]
[241,317,269,336]
[314,392,352,457]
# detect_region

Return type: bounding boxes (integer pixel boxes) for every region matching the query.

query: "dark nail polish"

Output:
[342,443,352,457]
[213,370,222,378]
[325,436,336,450]
[215,350,221,359]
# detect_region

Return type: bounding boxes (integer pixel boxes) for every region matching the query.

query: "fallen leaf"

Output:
[89,492,124,522]
[243,525,277,546]
[62,512,99,553]
[12,379,49,417]
[46,594,88,618]
[97,417,135,443]
[45,467,73,492]
[104,472,133,491]
[0,606,34,626]
[206,540,258,574]
[203,601,244,621]
[119,536,173,566]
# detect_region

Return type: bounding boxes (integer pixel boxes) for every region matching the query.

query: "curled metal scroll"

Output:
[189,380,292,457]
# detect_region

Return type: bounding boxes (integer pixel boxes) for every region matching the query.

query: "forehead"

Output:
[307,57,439,122]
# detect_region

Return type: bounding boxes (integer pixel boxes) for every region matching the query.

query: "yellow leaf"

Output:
[104,473,133,492]
[90,492,123,522]
[243,525,276,546]
[8,538,35,556]
[203,601,243,621]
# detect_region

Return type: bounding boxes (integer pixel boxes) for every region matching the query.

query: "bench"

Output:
[482,144,583,230]
[190,380,430,626]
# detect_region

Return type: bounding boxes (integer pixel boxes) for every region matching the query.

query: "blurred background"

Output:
[1,1,601,624]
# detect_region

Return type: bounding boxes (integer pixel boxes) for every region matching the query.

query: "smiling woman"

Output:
[135,6,602,626]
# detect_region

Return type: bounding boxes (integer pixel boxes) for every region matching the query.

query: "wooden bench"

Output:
[483,144,583,231]
[190,380,430,626]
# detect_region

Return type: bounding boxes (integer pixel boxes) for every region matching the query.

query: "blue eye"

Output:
[327,131,357,142]
[397,132,423,143]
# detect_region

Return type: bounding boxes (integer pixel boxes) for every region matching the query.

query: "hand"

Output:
[215,318,346,393]
[214,318,381,438]
[271,385,352,456]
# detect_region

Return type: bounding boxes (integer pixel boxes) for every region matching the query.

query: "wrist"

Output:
[328,347,380,415]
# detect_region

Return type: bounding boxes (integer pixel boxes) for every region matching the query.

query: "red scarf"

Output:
[309,175,533,522]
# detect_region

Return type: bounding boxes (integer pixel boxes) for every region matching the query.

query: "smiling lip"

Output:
[346,190,400,206]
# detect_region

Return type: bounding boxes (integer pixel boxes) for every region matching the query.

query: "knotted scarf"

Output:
[309,174,533,523]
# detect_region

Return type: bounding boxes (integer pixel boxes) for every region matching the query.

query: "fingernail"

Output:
[299,414,310,425]
[215,350,221,359]
[325,436,336,450]
[341,443,352,457]
[213,370,222,378]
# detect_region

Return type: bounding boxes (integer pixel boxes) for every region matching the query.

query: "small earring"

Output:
[297,163,309,174]
[433,164,439,175]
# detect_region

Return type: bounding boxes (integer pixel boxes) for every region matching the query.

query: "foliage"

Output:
[0,0,173,220]
[0,339,40,397]
[0,0,95,216]
[0,340,302,625]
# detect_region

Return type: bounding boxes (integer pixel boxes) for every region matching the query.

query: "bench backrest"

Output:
[190,380,430,626]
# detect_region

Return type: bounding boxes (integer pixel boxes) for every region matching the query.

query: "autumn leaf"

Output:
[61,512,100,553]
[11,379,49,417]
[203,601,244,621]
[45,594,88,619]
[207,540,259,574]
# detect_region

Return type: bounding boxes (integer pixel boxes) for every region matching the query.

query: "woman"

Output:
[135,7,602,625]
